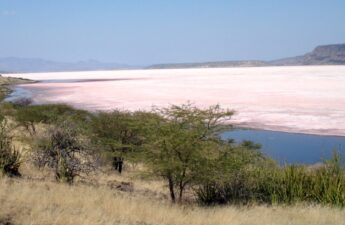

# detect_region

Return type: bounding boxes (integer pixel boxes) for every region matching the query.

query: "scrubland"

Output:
[1,169,345,225]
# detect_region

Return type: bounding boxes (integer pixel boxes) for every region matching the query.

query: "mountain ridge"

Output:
[148,43,345,69]
[146,60,269,69]
[1,43,345,73]
[0,57,137,73]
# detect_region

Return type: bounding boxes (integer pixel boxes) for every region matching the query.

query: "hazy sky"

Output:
[1,0,344,65]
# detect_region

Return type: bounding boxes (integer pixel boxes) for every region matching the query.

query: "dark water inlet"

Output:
[5,87,33,102]
[222,129,345,164]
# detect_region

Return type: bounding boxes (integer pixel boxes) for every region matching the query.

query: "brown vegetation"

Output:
[1,174,345,225]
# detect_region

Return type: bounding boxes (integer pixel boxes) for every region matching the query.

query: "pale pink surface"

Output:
[6,66,345,136]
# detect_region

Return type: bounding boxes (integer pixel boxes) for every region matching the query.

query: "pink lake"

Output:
[6,66,345,137]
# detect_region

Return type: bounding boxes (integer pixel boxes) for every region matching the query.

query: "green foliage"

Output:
[141,103,234,202]
[0,117,21,177]
[91,110,144,155]
[0,102,17,116]
[90,110,152,172]
[195,143,272,205]
[257,151,345,206]
[14,104,92,135]
[197,150,345,207]
[258,165,311,204]
[309,151,345,206]
[240,140,262,150]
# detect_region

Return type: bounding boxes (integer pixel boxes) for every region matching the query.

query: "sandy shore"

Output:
[5,66,345,136]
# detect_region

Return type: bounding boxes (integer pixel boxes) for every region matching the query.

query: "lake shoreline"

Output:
[9,84,345,138]
[8,84,345,138]
[4,66,345,138]
[234,123,345,138]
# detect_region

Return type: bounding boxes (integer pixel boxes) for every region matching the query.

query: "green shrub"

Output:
[195,143,271,205]
[0,118,21,177]
[196,151,345,207]
[266,152,345,206]
[310,151,345,206]
[34,122,96,183]
[14,104,92,135]
[90,110,150,173]
[0,148,21,177]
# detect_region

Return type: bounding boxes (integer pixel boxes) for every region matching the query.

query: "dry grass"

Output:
[2,139,345,225]
[1,177,345,225]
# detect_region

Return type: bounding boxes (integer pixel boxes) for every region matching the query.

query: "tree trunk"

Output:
[178,181,184,202]
[168,175,176,203]
[30,122,36,135]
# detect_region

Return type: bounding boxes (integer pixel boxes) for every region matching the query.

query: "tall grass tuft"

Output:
[0,118,21,177]
[197,151,345,207]
[310,151,345,206]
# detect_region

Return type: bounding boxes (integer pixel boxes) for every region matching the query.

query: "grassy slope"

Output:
[1,156,345,225]
[1,176,345,225]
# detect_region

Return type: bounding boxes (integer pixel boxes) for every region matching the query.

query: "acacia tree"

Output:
[34,122,97,183]
[14,104,92,136]
[14,106,42,135]
[91,110,145,172]
[142,103,234,202]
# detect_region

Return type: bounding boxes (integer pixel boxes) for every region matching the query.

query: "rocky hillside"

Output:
[271,44,345,65]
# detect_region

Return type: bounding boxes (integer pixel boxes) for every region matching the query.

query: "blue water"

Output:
[222,129,345,164]
[5,87,33,102]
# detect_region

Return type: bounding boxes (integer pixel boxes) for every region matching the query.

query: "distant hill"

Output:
[148,43,345,69]
[147,60,268,69]
[0,57,137,73]
[271,44,345,66]
[2,44,345,72]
